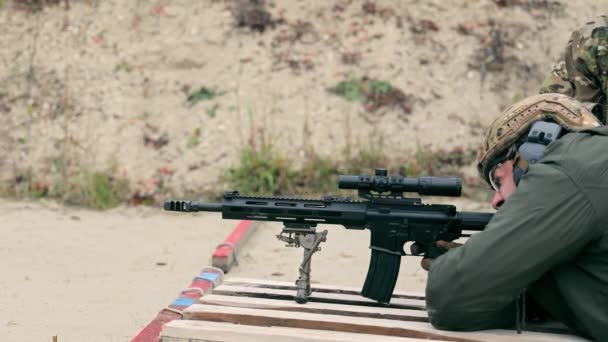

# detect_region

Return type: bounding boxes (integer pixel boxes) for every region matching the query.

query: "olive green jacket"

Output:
[540,16,608,123]
[426,127,608,341]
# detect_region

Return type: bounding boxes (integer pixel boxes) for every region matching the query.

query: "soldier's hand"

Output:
[421,240,462,271]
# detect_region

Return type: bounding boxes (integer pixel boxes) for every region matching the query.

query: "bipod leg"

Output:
[276,223,328,304]
[294,229,327,304]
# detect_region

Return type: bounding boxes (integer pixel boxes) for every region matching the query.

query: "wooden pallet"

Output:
[159,277,589,342]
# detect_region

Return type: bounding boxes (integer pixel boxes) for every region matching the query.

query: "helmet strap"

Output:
[512,152,528,186]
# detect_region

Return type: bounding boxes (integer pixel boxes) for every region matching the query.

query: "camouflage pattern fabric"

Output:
[540,16,608,123]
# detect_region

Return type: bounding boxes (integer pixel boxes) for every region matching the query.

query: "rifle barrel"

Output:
[193,202,223,212]
[460,211,493,231]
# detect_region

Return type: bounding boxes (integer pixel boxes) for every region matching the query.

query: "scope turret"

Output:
[338,168,462,197]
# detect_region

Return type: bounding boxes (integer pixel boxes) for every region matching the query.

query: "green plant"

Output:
[342,133,389,175]
[88,173,119,209]
[298,153,339,194]
[137,112,150,121]
[396,145,478,178]
[114,61,134,73]
[369,79,392,94]
[65,170,129,210]
[186,86,225,107]
[330,75,395,103]
[399,161,418,177]
[512,92,523,103]
[330,75,367,102]
[29,166,128,210]
[417,147,477,176]
[329,75,411,114]
[227,143,296,195]
[206,105,218,118]
[186,127,202,148]
[344,148,386,175]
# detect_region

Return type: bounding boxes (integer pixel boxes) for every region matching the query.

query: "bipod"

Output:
[276,222,328,304]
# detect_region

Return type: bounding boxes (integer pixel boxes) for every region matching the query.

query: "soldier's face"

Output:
[490,160,516,209]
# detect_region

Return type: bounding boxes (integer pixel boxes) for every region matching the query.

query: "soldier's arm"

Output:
[425,162,601,331]
[540,41,575,95]
[540,20,606,104]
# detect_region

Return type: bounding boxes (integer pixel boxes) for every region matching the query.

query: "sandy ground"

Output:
[0,199,238,342]
[0,196,491,342]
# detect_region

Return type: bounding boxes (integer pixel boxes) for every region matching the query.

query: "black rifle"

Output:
[164,168,493,304]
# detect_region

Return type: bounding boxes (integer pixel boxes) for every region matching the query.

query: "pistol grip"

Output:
[361,248,401,303]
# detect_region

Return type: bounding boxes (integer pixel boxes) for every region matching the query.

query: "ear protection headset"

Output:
[512,121,563,185]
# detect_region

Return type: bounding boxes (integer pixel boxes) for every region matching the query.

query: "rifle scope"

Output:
[338,168,462,197]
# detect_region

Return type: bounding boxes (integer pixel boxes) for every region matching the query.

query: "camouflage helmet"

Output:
[477,93,601,185]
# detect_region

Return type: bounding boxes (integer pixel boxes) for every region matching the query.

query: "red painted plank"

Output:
[131,266,224,342]
[212,220,256,272]
[131,311,180,342]
[213,220,255,257]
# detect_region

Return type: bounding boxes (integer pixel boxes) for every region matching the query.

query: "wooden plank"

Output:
[202,291,577,336]
[221,278,577,336]
[225,277,425,299]
[199,294,428,322]
[183,305,476,342]
[212,284,426,309]
[161,320,450,342]
[183,305,589,342]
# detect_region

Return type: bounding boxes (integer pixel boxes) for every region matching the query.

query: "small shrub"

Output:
[89,173,119,209]
[186,127,201,148]
[414,146,477,176]
[114,61,134,73]
[206,105,218,118]
[329,75,412,114]
[1,166,128,210]
[330,75,367,102]
[226,143,296,195]
[64,171,128,210]
[342,143,389,175]
[186,86,225,107]
[297,153,340,194]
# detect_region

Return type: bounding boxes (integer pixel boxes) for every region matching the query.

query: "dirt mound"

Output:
[0,0,605,206]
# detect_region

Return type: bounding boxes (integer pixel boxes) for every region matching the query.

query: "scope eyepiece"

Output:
[338,168,462,197]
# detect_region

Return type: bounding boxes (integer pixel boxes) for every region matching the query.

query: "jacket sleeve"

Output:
[425,162,601,331]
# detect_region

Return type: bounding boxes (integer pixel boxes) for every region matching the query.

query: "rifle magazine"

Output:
[361,249,401,303]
